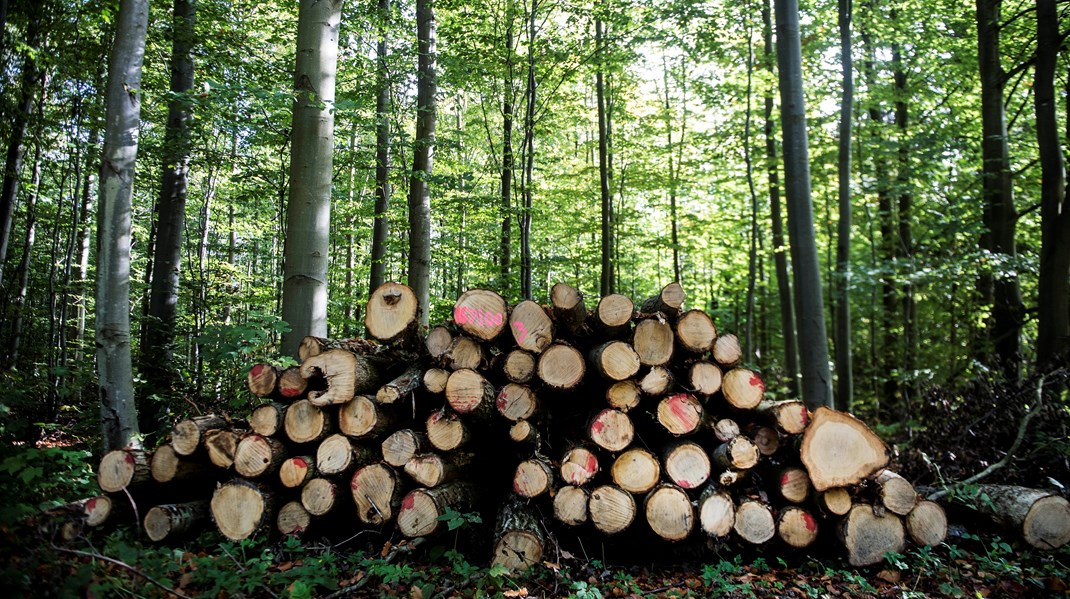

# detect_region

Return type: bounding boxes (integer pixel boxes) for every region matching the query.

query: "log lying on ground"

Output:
[553,485,589,526]
[839,503,906,566]
[876,470,918,516]
[906,500,948,547]
[397,482,476,538]
[966,485,1070,549]
[800,407,889,491]
[211,479,274,541]
[144,500,209,542]
[645,484,694,541]
[277,500,311,535]
[589,484,636,535]
[351,463,402,525]
[699,487,735,538]
[734,499,776,544]
[98,449,152,493]
[492,496,546,573]
[151,444,210,484]
[777,506,819,548]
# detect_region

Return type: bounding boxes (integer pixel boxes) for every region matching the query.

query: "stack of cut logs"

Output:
[82,282,1070,570]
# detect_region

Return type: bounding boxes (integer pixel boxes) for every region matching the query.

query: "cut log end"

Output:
[589,409,634,452]
[211,480,272,541]
[561,447,600,486]
[351,463,401,525]
[277,501,311,536]
[645,484,694,542]
[509,300,554,353]
[906,500,948,547]
[633,317,674,367]
[777,506,819,548]
[656,393,704,436]
[839,504,906,566]
[663,441,711,490]
[611,448,661,494]
[98,449,150,493]
[589,484,636,535]
[722,368,765,410]
[675,310,716,353]
[699,488,735,538]
[734,499,776,545]
[365,282,419,344]
[590,340,641,382]
[537,344,585,390]
[453,289,508,341]
[801,408,889,491]
[553,485,589,526]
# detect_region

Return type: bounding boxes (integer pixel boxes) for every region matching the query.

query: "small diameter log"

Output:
[279,456,316,489]
[606,380,641,412]
[712,333,742,367]
[537,344,585,390]
[839,503,906,566]
[277,501,311,535]
[445,368,495,417]
[492,496,546,573]
[594,294,635,336]
[204,429,242,469]
[171,415,227,456]
[777,506,819,549]
[633,317,674,367]
[284,399,332,445]
[713,436,760,471]
[98,449,152,493]
[278,366,308,400]
[757,400,810,435]
[211,479,274,541]
[611,448,661,494]
[72,496,117,529]
[496,383,538,422]
[301,478,339,516]
[800,407,889,491]
[561,446,600,486]
[906,500,948,547]
[675,310,716,353]
[351,463,402,525]
[721,368,765,410]
[503,350,536,384]
[317,434,374,477]
[249,402,287,437]
[423,368,450,394]
[397,482,477,538]
[426,409,470,452]
[297,336,376,362]
[689,362,723,397]
[509,300,554,353]
[712,418,741,443]
[750,426,781,456]
[719,470,746,487]
[247,364,279,397]
[699,487,736,537]
[589,484,637,535]
[553,485,589,526]
[509,420,537,444]
[734,499,776,545]
[234,434,289,478]
[640,282,685,316]
[663,441,711,490]
[150,444,209,484]
[778,467,811,504]
[645,484,694,542]
[301,349,382,406]
[656,393,704,436]
[589,409,634,452]
[406,452,469,488]
[639,366,674,396]
[339,395,393,440]
[144,500,209,542]
[447,335,483,371]
[550,282,586,334]
[818,488,853,516]
[382,429,426,467]
[513,458,554,498]
[970,485,1070,549]
[377,365,423,405]
[589,340,641,382]
[453,288,509,341]
[365,281,419,344]
[425,326,453,361]
[46,496,123,542]
[876,470,918,516]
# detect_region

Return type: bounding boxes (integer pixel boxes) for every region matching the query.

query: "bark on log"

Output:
[721,368,765,410]
[426,409,470,452]
[150,444,209,484]
[496,383,538,422]
[453,289,508,341]
[234,434,289,478]
[734,499,776,544]
[698,486,735,537]
[513,458,554,498]
[98,449,152,493]
[210,479,274,541]
[502,350,536,384]
[645,483,694,542]
[491,495,545,573]
[301,349,382,406]
[906,500,948,547]
[633,316,674,366]
[594,294,634,336]
[247,364,278,397]
[757,400,810,435]
[550,282,586,335]
[249,402,287,437]
[611,447,661,494]
[712,436,760,471]
[675,309,716,353]
[663,441,711,490]
[713,333,742,367]
[588,409,634,452]
[588,484,636,535]
[445,368,496,417]
[537,343,585,390]
[777,505,819,548]
[800,407,889,491]
[606,380,641,412]
[397,482,477,537]
[339,395,393,439]
[589,340,641,382]
[277,500,311,535]
[171,415,227,456]
[656,393,704,436]
[969,485,1070,549]
[422,367,450,394]
[144,500,209,542]
[381,429,426,467]
[279,456,316,489]
[351,462,402,525]
[639,366,673,396]
[553,485,589,526]
[365,282,419,344]
[640,282,684,316]
[839,503,906,566]
[297,336,377,362]
[712,418,741,443]
[284,399,332,444]
[561,446,600,486]
[301,477,338,516]
[509,300,554,353]
[377,365,423,405]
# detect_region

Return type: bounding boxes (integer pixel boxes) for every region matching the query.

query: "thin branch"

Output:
[51,545,194,599]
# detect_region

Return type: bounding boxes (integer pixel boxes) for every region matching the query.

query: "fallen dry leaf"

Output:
[502,588,528,597]
[876,569,901,584]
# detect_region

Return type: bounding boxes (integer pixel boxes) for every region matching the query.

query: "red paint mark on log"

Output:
[513,479,523,494]
[293,457,308,469]
[585,454,598,474]
[251,364,264,377]
[280,385,302,398]
[669,394,696,427]
[679,479,693,489]
[749,373,765,391]
[591,420,605,434]
[86,498,97,511]
[496,392,508,411]
[401,494,415,511]
[780,473,790,487]
[124,453,135,465]
[800,407,809,427]
[803,512,817,532]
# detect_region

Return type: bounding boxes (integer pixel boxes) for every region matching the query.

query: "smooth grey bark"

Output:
[280,0,343,357]
[834,0,853,411]
[774,0,832,409]
[892,37,915,406]
[97,0,148,451]
[743,16,758,363]
[408,0,435,326]
[518,0,536,299]
[369,0,391,293]
[662,56,684,285]
[596,13,614,296]
[499,0,516,294]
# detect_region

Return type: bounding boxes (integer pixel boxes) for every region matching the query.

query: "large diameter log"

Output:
[365,282,419,344]
[509,300,554,353]
[423,367,450,394]
[351,463,402,525]
[277,500,311,535]
[721,368,765,410]
[496,383,538,422]
[800,407,889,491]
[698,487,735,538]
[249,402,287,437]
[537,343,585,390]
[588,484,637,535]
[675,310,716,353]
[611,448,661,494]
[171,415,227,456]
[713,436,760,471]
[553,485,589,526]
[426,409,470,452]
[876,470,917,516]
[98,449,152,493]
[594,294,634,336]
[317,434,374,477]
[397,482,476,538]
[589,341,641,382]
[453,289,508,341]
[588,409,634,452]
[777,506,819,549]
[503,350,536,384]
[839,504,906,566]
[561,446,600,486]
[301,349,382,406]
[339,395,393,440]
[656,393,704,436]
[204,429,242,469]
[247,364,279,397]
[406,452,470,488]
[425,326,453,361]
[211,480,274,541]
[640,282,685,316]
[144,500,209,542]
[778,467,811,504]
[278,366,308,400]
[663,441,711,490]
[301,478,338,516]
[446,336,483,370]
[734,499,776,544]
[606,380,641,412]
[492,496,546,573]
[234,434,289,478]
[970,485,1070,549]
[712,333,742,367]
[150,444,209,484]
[377,365,423,405]
[513,458,554,498]
[689,362,723,396]
[757,400,810,434]
[445,368,495,417]
[639,366,673,396]
[633,317,674,366]
[645,484,694,542]
[906,500,949,547]
[284,399,332,444]
[549,282,586,334]
[279,456,316,488]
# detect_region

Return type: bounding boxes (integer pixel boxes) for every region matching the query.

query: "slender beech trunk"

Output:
[370,0,391,293]
[499,0,515,293]
[743,9,759,364]
[892,36,914,409]
[518,0,536,299]
[1035,0,1070,371]
[408,0,435,325]
[344,126,357,334]
[774,0,832,409]
[8,143,40,368]
[762,0,799,398]
[976,0,1023,380]
[281,0,343,356]
[834,0,854,411]
[663,57,683,285]
[596,12,614,296]
[97,0,149,451]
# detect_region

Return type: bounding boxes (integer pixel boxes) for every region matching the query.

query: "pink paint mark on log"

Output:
[86,498,97,511]
[800,407,810,426]
[513,479,523,494]
[780,473,790,487]
[669,394,696,426]
[430,410,444,422]
[749,373,765,391]
[803,512,817,532]
[250,364,264,377]
[453,305,469,324]
[401,494,415,511]
[679,479,694,489]
[585,454,598,474]
[512,321,529,344]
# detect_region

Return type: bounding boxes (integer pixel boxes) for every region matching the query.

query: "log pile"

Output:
[89,282,1070,569]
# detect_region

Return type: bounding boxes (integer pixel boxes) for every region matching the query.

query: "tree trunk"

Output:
[280,0,343,358]
[499,0,516,293]
[834,0,853,412]
[7,141,40,368]
[518,0,537,299]
[892,36,915,409]
[596,12,614,296]
[369,0,391,293]
[97,0,149,451]
[408,0,435,327]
